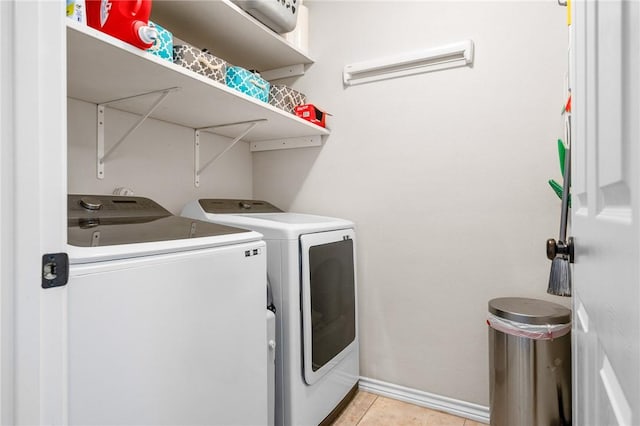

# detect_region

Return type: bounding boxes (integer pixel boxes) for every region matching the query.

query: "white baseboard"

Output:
[358,376,490,424]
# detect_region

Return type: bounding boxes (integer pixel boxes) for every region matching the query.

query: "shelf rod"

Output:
[100,88,175,164]
[194,120,263,187]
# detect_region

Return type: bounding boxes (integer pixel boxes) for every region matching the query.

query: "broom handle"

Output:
[559,116,571,243]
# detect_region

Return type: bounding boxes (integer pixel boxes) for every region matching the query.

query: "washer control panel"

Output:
[69,194,171,220]
[199,199,283,214]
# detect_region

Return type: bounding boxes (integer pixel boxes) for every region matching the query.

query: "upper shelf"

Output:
[150,0,313,72]
[66,20,329,142]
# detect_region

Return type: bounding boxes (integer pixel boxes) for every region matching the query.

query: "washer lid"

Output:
[68,215,253,247]
[488,297,571,325]
[68,194,255,247]
[182,199,354,240]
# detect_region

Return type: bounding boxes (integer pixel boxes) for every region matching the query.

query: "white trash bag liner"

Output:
[487,313,570,340]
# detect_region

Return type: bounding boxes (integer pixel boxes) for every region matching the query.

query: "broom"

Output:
[547,117,572,296]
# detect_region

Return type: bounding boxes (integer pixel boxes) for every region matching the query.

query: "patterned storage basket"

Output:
[269,84,306,114]
[173,45,227,84]
[147,21,173,61]
[225,66,270,102]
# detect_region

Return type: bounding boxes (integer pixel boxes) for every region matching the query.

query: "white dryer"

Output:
[182,199,359,426]
[65,194,268,425]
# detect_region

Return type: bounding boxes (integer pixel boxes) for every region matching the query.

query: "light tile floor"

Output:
[331,391,488,426]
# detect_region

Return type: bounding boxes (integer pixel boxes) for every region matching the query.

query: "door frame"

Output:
[1,1,67,424]
[0,1,16,423]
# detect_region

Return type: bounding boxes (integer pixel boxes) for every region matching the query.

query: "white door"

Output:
[571,0,639,424]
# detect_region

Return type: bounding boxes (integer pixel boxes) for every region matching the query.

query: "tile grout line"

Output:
[355,394,378,425]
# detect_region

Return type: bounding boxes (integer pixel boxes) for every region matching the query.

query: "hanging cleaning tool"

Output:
[548,139,571,206]
[548,91,572,204]
[557,138,566,173]
[548,179,564,200]
[557,0,571,26]
[564,94,572,114]
[546,117,573,296]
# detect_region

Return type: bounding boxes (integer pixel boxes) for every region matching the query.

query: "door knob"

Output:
[546,236,574,263]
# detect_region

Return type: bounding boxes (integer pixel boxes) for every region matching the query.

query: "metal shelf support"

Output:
[97,87,179,179]
[194,119,266,187]
[250,135,322,152]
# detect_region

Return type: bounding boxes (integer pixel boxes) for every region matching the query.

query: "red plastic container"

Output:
[294,104,329,128]
[86,0,157,50]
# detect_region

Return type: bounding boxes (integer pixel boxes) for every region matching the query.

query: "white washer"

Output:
[66,194,268,425]
[182,199,359,426]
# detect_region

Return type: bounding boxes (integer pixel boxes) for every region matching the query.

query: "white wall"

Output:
[253,1,571,405]
[67,98,253,213]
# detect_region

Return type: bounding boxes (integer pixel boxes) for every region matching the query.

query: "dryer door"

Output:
[300,229,357,385]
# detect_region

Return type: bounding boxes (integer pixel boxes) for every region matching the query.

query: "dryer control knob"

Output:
[79,197,102,211]
[239,201,252,209]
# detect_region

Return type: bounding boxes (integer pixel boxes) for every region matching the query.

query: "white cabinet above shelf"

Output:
[150,0,313,72]
[66,20,329,142]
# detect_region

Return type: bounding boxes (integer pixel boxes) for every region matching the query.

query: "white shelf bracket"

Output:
[194,119,266,187]
[260,64,306,81]
[250,135,322,152]
[96,87,179,179]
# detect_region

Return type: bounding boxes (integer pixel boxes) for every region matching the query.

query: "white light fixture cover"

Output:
[343,40,474,86]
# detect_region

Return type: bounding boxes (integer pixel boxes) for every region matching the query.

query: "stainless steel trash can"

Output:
[488,297,571,426]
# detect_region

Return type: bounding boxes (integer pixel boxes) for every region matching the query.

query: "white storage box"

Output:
[231,0,299,33]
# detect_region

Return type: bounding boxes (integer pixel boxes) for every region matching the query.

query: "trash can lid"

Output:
[488,297,571,325]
